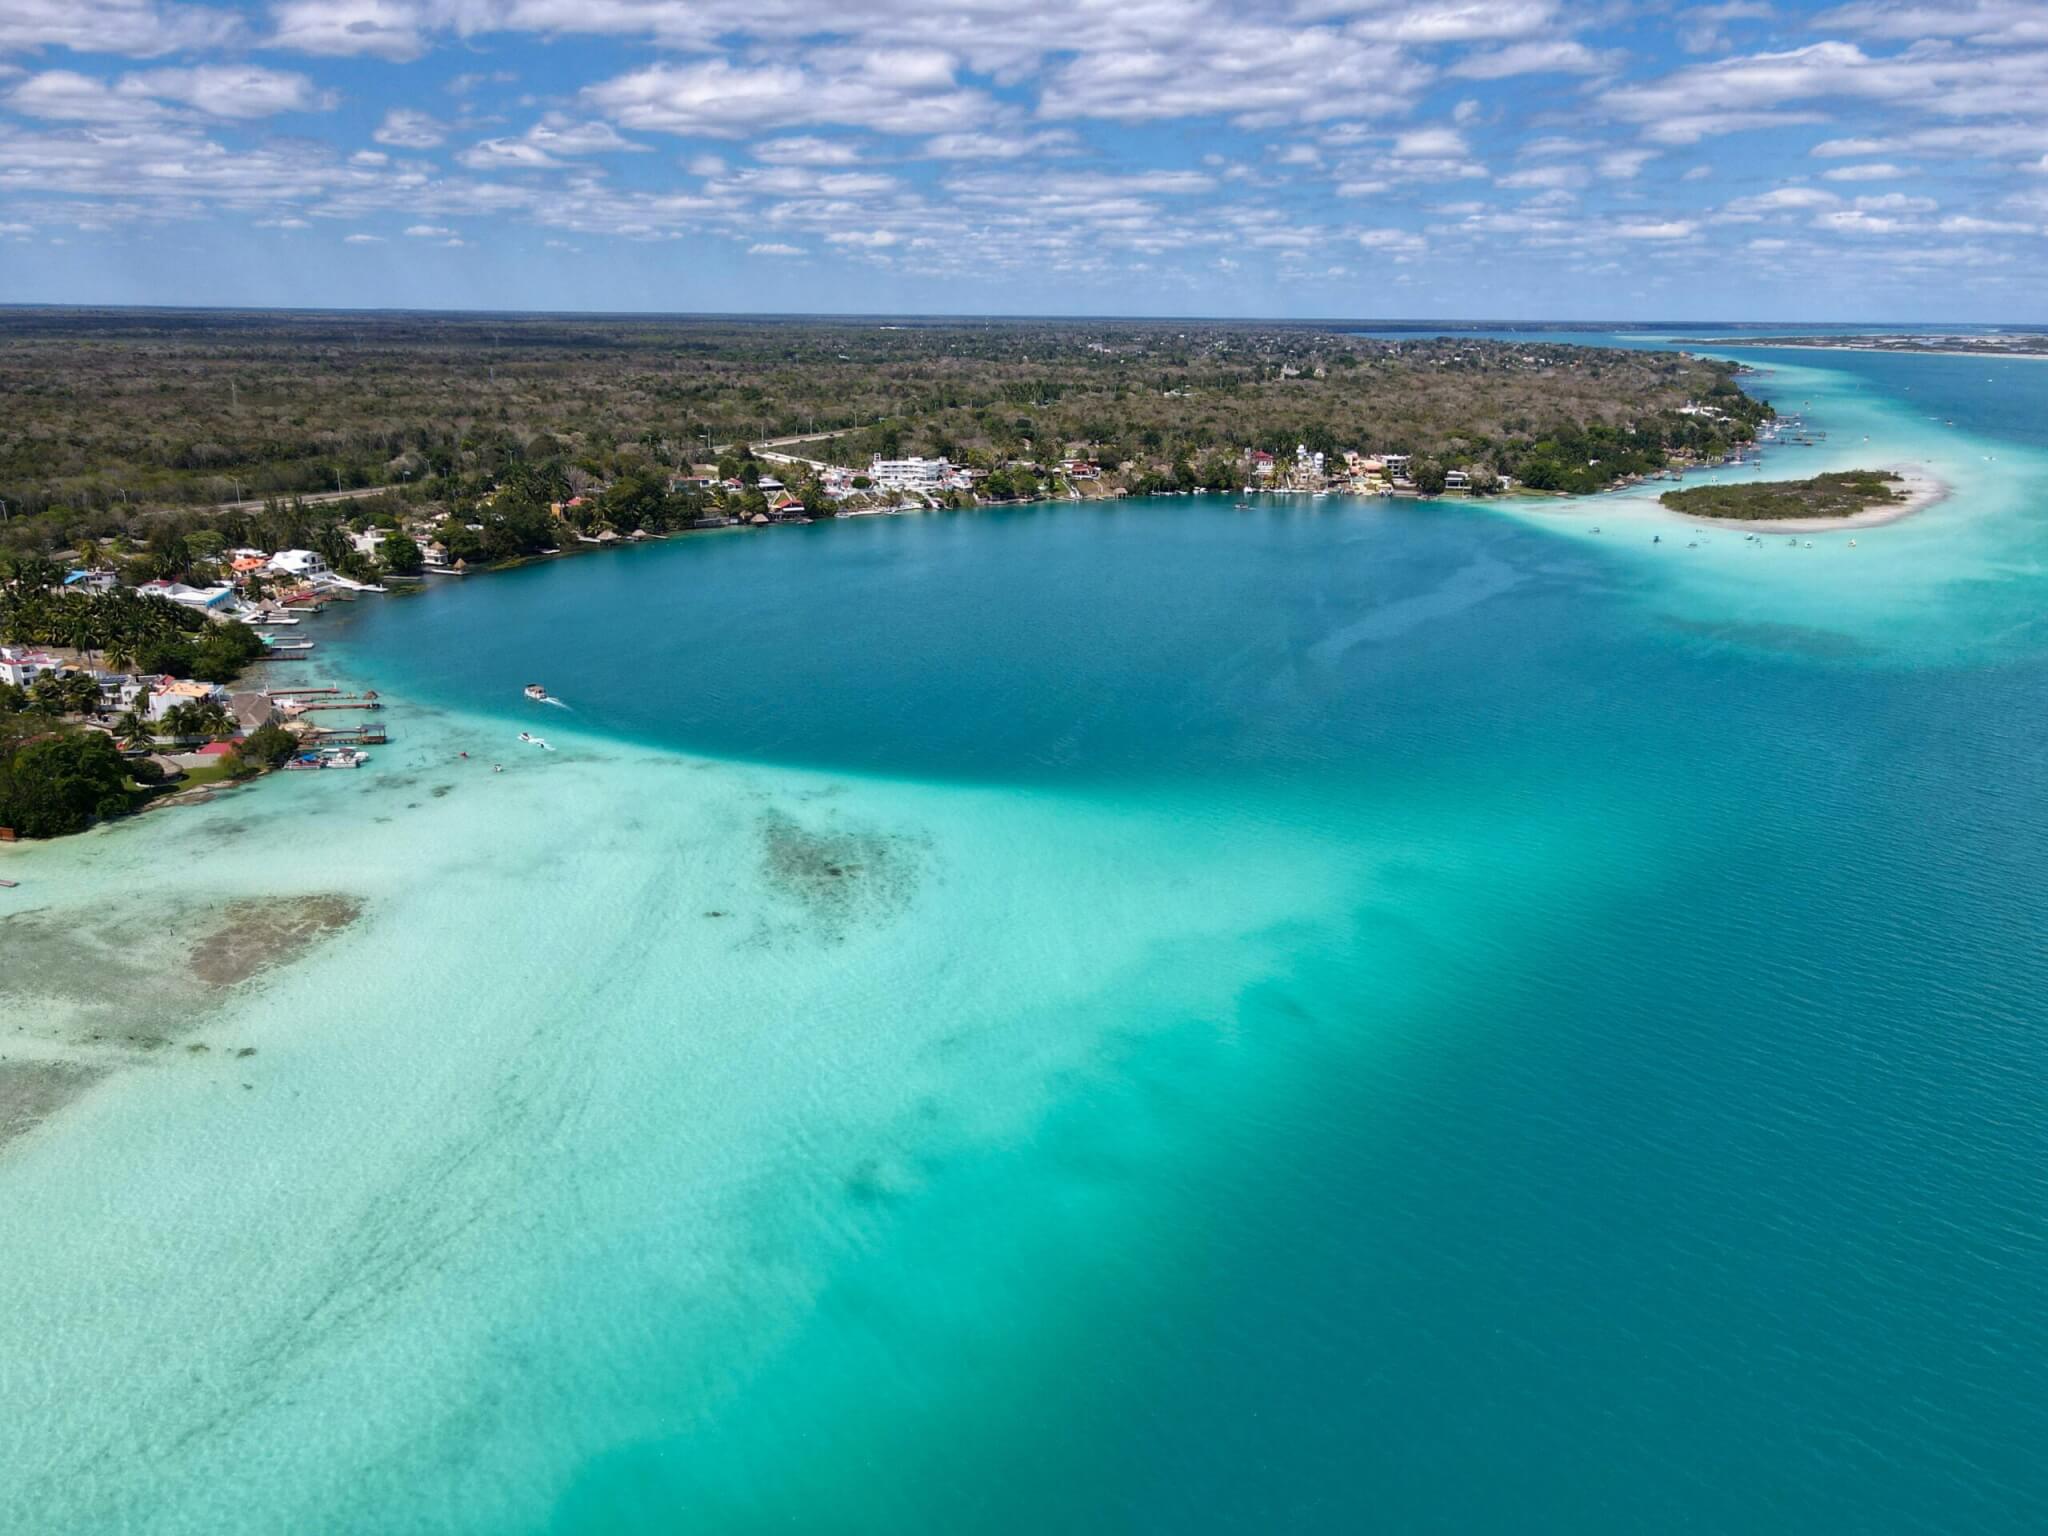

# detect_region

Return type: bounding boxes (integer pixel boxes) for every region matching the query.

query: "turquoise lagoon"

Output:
[4,341,2048,1532]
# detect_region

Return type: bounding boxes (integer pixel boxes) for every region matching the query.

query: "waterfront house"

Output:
[138,579,239,615]
[868,456,953,492]
[1445,469,1472,491]
[231,692,282,732]
[62,568,118,594]
[267,549,330,581]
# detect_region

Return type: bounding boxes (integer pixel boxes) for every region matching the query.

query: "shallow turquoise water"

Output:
[4,340,2048,1532]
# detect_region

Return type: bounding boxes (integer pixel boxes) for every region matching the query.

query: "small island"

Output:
[1658,467,1944,531]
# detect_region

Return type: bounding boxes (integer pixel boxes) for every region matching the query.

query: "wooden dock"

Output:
[309,725,387,746]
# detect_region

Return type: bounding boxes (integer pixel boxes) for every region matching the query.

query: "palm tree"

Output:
[114,707,155,750]
[193,699,235,740]
[158,701,198,742]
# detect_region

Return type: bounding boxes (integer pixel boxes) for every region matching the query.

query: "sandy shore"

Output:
[1680,340,2048,362]
[1664,463,1950,535]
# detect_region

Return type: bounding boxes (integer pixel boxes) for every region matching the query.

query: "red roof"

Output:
[195,741,236,757]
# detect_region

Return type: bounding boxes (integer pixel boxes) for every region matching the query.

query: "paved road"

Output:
[181,485,404,517]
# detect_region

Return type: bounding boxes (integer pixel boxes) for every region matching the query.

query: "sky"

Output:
[0,0,2045,319]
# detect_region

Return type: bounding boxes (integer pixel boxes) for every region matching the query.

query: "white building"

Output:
[146,677,229,721]
[0,647,67,690]
[267,549,331,580]
[868,456,953,491]
[137,580,238,614]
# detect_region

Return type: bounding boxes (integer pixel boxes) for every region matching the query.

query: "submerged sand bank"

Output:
[1664,464,1949,535]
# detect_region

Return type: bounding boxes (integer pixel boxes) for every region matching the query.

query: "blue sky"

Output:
[1,0,2045,318]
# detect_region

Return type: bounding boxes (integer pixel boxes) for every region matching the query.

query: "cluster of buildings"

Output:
[2,641,238,725]
[1245,445,1439,494]
[56,547,354,625]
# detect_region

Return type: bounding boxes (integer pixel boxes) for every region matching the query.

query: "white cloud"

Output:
[1613,218,1698,239]
[918,129,1076,160]
[1937,213,2035,233]
[404,223,455,236]
[1037,29,1420,126]
[268,0,424,60]
[373,107,446,149]
[753,135,863,166]
[1720,185,1842,217]
[525,115,643,155]
[343,231,384,242]
[459,137,563,170]
[1355,226,1426,254]
[1598,148,1657,179]
[1497,163,1587,190]
[0,0,243,57]
[1822,161,1909,180]
[584,55,991,138]
[7,65,328,125]
[1450,40,1618,78]
[827,229,900,246]
[7,71,167,126]
[130,65,331,117]
[1393,126,1467,159]
[1603,40,2048,141]
[1815,0,2048,46]
[748,241,804,255]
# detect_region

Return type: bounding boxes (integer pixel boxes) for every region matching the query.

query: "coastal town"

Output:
[0,542,406,841]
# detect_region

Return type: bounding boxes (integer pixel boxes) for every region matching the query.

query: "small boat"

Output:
[524,683,548,701]
[518,732,554,751]
[0,878,17,889]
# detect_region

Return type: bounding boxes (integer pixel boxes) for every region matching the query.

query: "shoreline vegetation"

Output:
[1,312,1770,527]
[1659,466,1947,531]
[0,312,1780,844]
